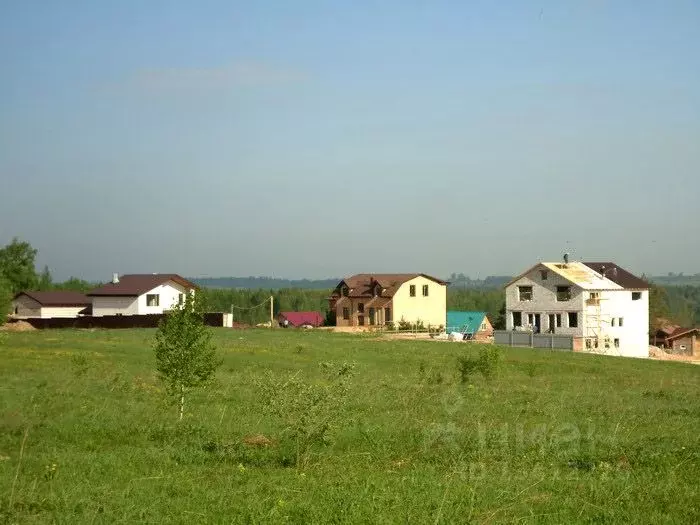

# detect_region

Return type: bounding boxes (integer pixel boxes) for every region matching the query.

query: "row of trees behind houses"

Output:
[1,237,699,330]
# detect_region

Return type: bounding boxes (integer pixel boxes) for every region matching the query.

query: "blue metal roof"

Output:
[446,311,487,334]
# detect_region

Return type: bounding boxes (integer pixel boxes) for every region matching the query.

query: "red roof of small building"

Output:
[88,274,196,297]
[13,291,91,307]
[279,311,324,327]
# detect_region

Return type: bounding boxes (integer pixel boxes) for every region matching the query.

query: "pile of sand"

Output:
[0,320,37,332]
[649,345,698,362]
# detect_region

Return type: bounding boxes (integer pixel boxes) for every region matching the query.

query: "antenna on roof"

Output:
[112,273,119,284]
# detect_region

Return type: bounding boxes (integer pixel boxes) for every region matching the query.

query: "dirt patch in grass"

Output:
[0,320,37,332]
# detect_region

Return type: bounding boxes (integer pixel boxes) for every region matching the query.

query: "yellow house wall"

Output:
[392,276,446,327]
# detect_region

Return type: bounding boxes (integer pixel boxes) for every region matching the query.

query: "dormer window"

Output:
[341,286,349,297]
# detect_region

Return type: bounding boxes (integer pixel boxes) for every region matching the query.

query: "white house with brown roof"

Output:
[329,273,447,328]
[11,291,91,318]
[88,274,196,316]
[505,260,649,358]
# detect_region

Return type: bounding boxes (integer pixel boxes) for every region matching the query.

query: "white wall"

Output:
[39,306,86,318]
[505,268,585,336]
[582,290,649,358]
[92,297,139,316]
[136,282,190,314]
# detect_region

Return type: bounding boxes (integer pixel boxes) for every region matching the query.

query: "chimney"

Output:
[563,253,569,265]
[600,265,607,278]
[112,273,119,284]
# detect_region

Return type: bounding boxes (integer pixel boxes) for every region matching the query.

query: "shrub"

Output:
[477,346,502,380]
[256,361,356,469]
[456,346,503,382]
[397,318,412,331]
[457,355,480,383]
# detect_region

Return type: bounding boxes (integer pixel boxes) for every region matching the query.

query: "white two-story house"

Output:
[87,274,196,316]
[505,260,649,358]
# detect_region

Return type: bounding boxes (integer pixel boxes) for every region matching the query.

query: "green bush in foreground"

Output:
[256,361,356,469]
[457,345,503,382]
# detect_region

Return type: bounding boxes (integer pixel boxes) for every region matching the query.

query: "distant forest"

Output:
[191,273,700,290]
[196,274,700,329]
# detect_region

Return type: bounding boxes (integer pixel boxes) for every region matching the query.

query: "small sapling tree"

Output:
[154,292,221,421]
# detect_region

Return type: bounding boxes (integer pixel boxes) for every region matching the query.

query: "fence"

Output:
[14,312,232,330]
[494,330,574,350]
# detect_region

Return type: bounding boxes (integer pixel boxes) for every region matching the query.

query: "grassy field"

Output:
[1,329,699,524]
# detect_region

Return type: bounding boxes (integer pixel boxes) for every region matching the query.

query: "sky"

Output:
[1,0,698,281]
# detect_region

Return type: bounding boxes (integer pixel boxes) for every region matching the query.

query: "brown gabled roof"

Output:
[667,327,700,340]
[582,262,649,290]
[333,273,446,298]
[87,274,197,297]
[14,291,91,307]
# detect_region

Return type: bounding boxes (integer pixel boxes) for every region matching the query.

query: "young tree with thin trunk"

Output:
[153,293,221,421]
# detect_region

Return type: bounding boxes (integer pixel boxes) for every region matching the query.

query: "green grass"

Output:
[1,329,699,524]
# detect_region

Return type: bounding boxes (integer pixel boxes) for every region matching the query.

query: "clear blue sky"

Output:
[1,1,698,281]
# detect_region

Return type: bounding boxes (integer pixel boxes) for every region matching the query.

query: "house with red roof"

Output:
[88,274,197,316]
[278,311,325,328]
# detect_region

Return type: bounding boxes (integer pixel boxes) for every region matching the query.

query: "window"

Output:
[568,312,578,328]
[614,338,620,348]
[540,270,548,280]
[146,294,160,307]
[632,292,641,301]
[589,292,599,300]
[369,307,376,325]
[342,307,350,320]
[384,307,392,323]
[556,314,562,328]
[357,303,365,313]
[342,286,349,297]
[556,286,571,301]
[586,338,592,349]
[358,315,365,326]
[512,311,522,327]
[527,313,534,326]
[481,322,487,331]
[178,293,184,305]
[619,317,624,327]
[611,318,616,327]
[422,284,429,297]
[409,285,416,297]
[518,286,533,301]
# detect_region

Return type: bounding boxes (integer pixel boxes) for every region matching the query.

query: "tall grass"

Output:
[0,329,698,523]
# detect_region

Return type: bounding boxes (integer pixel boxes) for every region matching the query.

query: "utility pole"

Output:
[270,295,274,328]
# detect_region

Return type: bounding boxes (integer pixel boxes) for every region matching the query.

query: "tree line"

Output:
[1,237,699,330]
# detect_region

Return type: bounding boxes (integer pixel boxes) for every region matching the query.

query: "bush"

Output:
[456,346,503,383]
[457,355,480,383]
[477,346,502,380]
[256,361,356,469]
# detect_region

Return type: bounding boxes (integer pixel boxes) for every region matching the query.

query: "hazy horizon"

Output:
[2,1,698,281]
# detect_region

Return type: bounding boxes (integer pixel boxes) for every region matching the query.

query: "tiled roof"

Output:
[334,273,446,298]
[88,274,196,297]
